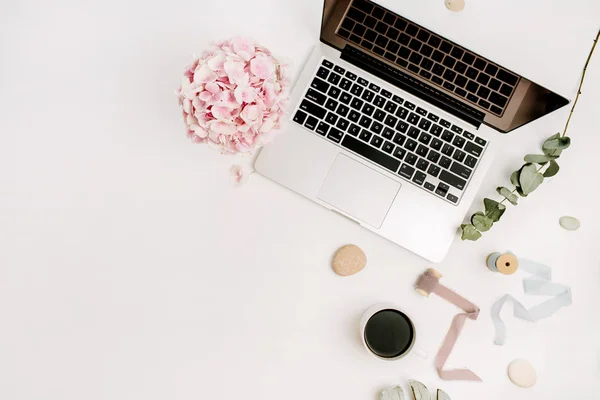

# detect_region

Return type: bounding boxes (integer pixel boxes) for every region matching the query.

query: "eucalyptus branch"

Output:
[460,29,599,241]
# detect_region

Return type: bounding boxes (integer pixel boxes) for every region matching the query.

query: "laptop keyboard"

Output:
[292,58,489,205]
[337,0,519,117]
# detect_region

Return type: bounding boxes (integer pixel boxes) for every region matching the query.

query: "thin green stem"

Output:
[561,30,599,138]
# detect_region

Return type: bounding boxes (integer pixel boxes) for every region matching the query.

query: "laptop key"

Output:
[341,135,401,172]
[359,129,372,142]
[393,133,406,146]
[427,164,441,177]
[464,155,477,168]
[371,121,383,134]
[441,143,454,156]
[369,83,380,92]
[325,112,338,125]
[427,113,439,122]
[345,71,357,81]
[439,170,466,190]
[405,152,418,165]
[362,104,375,116]
[405,139,417,152]
[407,112,420,125]
[305,116,318,130]
[450,162,472,179]
[412,171,427,185]
[384,114,398,128]
[418,132,432,145]
[381,89,392,98]
[326,127,344,143]
[447,193,459,203]
[374,95,386,108]
[311,78,330,93]
[431,138,443,150]
[430,124,443,136]
[441,130,454,142]
[337,104,349,117]
[475,137,487,146]
[465,141,483,157]
[384,101,397,114]
[462,131,475,140]
[359,115,372,128]
[339,92,352,105]
[373,109,386,121]
[399,163,415,179]
[293,110,307,124]
[382,127,395,140]
[418,119,432,131]
[361,89,375,102]
[396,121,409,133]
[424,182,436,191]
[336,118,350,131]
[350,97,364,110]
[348,123,361,136]
[306,88,326,105]
[358,77,368,86]
[439,156,452,169]
[416,158,429,171]
[300,100,327,119]
[348,110,360,122]
[328,86,341,99]
[370,135,384,148]
[452,149,466,163]
[325,98,338,111]
[340,78,352,91]
[315,122,329,136]
[393,147,406,160]
[435,182,449,197]
[440,119,451,128]
[322,59,334,68]
[334,65,345,74]
[416,145,428,157]
[382,141,395,154]
[350,84,364,96]
[426,150,440,163]
[392,95,403,105]
[452,135,466,148]
[407,126,420,139]
[396,107,409,120]
[317,67,329,79]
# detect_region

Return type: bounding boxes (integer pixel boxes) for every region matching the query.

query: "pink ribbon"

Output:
[416,270,482,381]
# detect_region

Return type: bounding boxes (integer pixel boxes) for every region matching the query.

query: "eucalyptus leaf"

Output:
[496,186,518,205]
[543,136,571,150]
[381,385,406,400]
[483,198,506,222]
[542,133,562,157]
[519,163,544,195]
[472,213,493,232]
[524,154,556,164]
[543,159,560,178]
[510,170,521,188]
[460,224,482,241]
[516,186,526,197]
[409,380,431,400]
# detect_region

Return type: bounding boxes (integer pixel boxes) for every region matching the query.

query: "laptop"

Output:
[255,0,568,262]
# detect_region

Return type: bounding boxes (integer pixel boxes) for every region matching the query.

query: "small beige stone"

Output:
[445,0,465,12]
[508,359,537,388]
[332,244,367,276]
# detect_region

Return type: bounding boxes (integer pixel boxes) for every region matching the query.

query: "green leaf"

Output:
[484,198,506,222]
[524,154,556,164]
[461,224,482,241]
[543,136,571,150]
[519,163,544,195]
[516,186,526,197]
[496,186,518,205]
[543,159,560,177]
[542,133,562,157]
[472,212,494,232]
[510,169,521,188]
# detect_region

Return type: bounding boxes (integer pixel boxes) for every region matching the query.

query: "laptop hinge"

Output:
[341,45,484,128]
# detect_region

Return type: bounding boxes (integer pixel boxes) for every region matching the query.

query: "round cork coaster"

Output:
[332,245,367,277]
[495,253,519,275]
[445,0,465,12]
[508,359,537,388]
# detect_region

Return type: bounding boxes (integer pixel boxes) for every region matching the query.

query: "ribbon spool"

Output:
[486,252,519,275]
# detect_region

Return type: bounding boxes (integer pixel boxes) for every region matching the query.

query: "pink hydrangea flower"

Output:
[176,37,291,155]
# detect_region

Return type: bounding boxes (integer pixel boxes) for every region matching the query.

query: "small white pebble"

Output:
[559,216,580,231]
[445,0,465,12]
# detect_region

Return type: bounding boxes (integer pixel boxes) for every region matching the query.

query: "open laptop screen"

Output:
[319,0,568,133]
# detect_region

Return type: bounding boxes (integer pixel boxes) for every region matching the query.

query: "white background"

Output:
[1,0,600,399]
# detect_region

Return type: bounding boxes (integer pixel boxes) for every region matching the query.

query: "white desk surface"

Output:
[1,0,600,399]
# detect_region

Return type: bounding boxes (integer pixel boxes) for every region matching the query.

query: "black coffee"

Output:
[364,309,414,358]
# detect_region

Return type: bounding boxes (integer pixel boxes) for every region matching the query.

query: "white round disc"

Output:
[508,359,537,388]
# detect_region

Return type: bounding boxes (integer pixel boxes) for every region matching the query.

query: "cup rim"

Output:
[360,303,416,361]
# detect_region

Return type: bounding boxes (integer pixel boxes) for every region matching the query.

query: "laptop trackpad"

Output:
[317,154,401,228]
